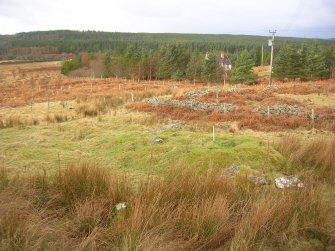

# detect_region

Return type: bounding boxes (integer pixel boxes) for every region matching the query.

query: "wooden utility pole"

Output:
[269,30,276,86]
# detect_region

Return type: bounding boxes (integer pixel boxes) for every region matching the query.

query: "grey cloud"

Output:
[0,0,334,38]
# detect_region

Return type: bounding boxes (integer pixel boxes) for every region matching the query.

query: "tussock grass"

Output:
[0,115,39,129]
[277,135,335,183]
[0,112,71,129]
[55,162,110,205]
[0,162,333,250]
[76,96,124,117]
[45,112,69,123]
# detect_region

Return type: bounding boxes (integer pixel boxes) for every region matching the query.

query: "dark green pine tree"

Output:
[286,45,303,80]
[305,44,328,80]
[201,53,222,83]
[274,44,290,81]
[274,44,304,81]
[186,51,203,83]
[324,45,335,79]
[103,51,112,77]
[299,44,309,80]
[231,50,255,84]
[157,44,189,79]
[124,45,141,80]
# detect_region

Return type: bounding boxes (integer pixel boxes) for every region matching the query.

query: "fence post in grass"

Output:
[267,106,270,116]
[131,92,134,102]
[212,111,215,142]
[216,91,219,104]
[311,109,315,130]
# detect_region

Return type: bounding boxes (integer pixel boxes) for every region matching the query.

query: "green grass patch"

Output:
[0,108,285,176]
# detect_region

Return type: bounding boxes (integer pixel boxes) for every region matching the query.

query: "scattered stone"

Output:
[254,104,305,117]
[225,164,240,175]
[145,97,235,113]
[185,89,209,97]
[151,136,163,144]
[275,176,304,189]
[115,202,127,211]
[248,175,271,186]
[161,123,181,130]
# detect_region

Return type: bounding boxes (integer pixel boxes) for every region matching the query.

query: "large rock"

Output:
[151,136,164,144]
[115,202,127,211]
[275,176,304,189]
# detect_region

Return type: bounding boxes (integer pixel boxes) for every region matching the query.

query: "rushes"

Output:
[54,162,110,205]
[277,135,335,182]
[0,162,333,250]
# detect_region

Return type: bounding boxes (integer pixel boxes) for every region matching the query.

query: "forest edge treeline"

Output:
[1,30,334,83]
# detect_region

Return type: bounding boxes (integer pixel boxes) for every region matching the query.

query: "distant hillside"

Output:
[0,30,332,57]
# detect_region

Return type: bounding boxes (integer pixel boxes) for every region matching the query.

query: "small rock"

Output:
[248,175,271,186]
[151,136,163,144]
[225,164,240,175]
[115,202,127,211]
[275,176,304,189]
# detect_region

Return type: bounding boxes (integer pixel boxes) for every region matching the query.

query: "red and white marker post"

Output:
[212,111,215,141]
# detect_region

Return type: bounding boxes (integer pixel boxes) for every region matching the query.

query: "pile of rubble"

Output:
[145,97,235,113]
[254,104,305,116]
[224,164,304,189]
[185,89,210,97]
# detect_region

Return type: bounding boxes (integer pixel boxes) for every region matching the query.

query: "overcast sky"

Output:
[0,0,334,38]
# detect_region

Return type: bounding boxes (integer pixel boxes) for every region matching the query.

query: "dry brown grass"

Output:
[0,62,205,109]
[277,135,335,183]
[132,102,327,132]
[275,81,335,95]
[0,162,334,250]
[133,82,335,132]
[0,115,40,129]
[45,112,70,123]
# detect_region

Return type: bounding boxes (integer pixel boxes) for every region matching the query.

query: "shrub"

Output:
[61,59,80,75]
